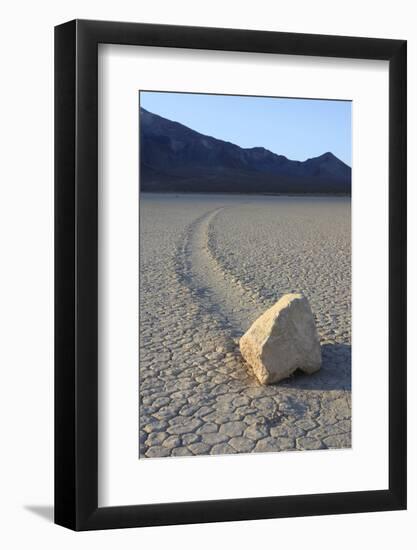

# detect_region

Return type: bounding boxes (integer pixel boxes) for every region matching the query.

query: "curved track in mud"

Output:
[175,206,264,339]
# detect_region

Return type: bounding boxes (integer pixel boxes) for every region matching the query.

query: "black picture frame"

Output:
[55,19,407,531]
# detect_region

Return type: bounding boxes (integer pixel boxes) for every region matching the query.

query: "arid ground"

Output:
[139,193,351,458]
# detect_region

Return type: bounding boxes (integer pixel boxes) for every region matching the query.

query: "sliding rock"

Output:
[239,293,321,384]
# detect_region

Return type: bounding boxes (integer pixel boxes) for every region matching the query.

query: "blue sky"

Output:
[140,91,351,166]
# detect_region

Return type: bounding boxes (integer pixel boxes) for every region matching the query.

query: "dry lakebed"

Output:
[139,193,351,458]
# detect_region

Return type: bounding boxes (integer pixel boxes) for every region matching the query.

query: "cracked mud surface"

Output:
[139,193,351,458]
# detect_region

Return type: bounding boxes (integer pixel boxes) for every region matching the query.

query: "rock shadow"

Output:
[277,343,351,391]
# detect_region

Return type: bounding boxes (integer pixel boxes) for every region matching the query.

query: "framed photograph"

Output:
[55,19,406,530]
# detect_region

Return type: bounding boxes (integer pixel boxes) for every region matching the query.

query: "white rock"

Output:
[239,293,321,384]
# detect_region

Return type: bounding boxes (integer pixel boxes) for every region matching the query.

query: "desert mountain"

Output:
[140,107,351,194]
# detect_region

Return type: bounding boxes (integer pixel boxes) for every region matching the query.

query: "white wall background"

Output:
[0,0,414,547]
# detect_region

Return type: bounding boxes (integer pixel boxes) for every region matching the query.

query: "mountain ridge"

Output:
[140,107,351,194]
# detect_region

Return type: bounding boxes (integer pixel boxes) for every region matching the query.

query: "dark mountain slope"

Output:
[140,108,351,194]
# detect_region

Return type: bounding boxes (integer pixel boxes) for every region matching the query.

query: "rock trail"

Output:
[176,206,265,338]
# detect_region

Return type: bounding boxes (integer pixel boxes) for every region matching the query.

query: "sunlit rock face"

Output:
[239,293,321,385]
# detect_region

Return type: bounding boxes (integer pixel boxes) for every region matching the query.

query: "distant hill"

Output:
[140,108,351,194]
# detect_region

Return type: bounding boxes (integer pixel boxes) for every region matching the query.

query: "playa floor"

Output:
[139,193,351,458]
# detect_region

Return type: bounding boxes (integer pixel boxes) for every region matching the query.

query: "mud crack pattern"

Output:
[139,194,351,458]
